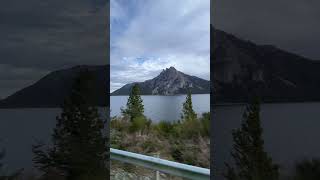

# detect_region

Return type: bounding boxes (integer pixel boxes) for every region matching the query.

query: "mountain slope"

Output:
[212,26,320,102]
[111,67,210,95]
[0,65,108,108]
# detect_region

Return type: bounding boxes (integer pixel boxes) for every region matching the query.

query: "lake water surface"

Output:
[0,108,58,172]
[111,94,210,122]
[0,108,107,173]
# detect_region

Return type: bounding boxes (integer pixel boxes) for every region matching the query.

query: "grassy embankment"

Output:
[110,111,210,169]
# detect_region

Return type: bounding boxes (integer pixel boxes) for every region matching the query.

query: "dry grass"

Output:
[111,116,210,168]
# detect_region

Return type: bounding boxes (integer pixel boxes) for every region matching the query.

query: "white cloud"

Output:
[110,0,210,92]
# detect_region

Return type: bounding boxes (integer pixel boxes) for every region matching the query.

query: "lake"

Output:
[0,108,58,173]
[213,102,320,179]
[110,94,210,122]
[0,108,107,173]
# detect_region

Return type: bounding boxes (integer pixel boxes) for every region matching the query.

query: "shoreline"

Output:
[2,100,320,109]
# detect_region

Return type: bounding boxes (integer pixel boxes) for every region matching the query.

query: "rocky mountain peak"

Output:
[167,66,176,71]
[161,66,177,74]
[159,66,180,79]
[112,67,210,95]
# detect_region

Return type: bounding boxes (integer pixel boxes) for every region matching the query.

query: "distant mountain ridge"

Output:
[212,25,320,102]
[0,65,108,108]
[111,67,210,96]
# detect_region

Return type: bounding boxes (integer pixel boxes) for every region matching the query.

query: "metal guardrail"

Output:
[110,148,210,180]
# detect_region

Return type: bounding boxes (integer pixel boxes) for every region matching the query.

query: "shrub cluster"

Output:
[110,112,210,168]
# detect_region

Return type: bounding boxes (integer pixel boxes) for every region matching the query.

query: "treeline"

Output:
[111,84,210,167]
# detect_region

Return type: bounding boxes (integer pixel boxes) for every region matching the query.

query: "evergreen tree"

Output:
[224,97,279,180]
[32,69,109,180]
[121,84,144,121]
[178,90,200,138]
[181,90,197,122]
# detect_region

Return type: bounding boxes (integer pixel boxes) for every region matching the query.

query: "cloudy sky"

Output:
[0,0,108,98]
[110,0,210,92]
[212,0,320,60]
[4,0,317,97]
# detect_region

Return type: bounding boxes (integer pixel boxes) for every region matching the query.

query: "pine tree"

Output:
[181,90,197,122]
[224,97,279,180]
[121,84,144,121]
[179,90,199,138]
[32,69,109,180]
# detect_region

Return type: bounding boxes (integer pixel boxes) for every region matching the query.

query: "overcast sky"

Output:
[2,0,318,97]
[212,0,320,60]
[0,0,108,98]
[110,0,210,92]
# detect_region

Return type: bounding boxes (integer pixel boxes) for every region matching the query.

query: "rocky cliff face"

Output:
[111,67,210,95]
[212,26,320,102]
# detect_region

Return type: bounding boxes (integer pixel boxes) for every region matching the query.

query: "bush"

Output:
[141,139,159,153]
[110,129,124,149]
[129,116,149,133]
[180,118,201,138]
[154,121,178,137]
[170,142,184,162]
[153,113,210,139]
[110,116,130,131]
[182,148,198,166]
[200,112,210,137]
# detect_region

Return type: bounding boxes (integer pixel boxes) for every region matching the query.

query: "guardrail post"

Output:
[156,169,160,180]
[154,153,160,180]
